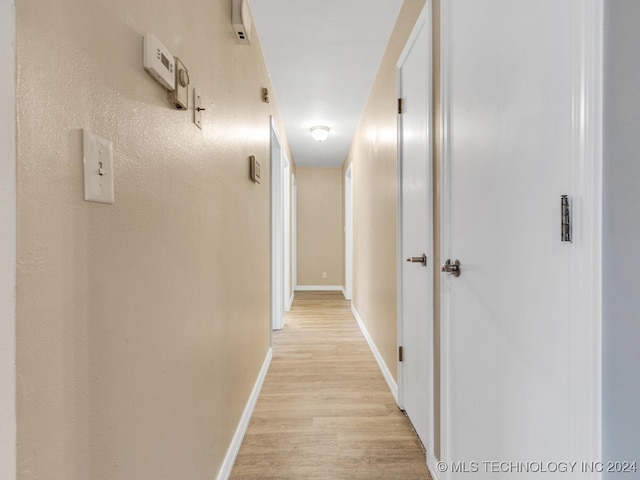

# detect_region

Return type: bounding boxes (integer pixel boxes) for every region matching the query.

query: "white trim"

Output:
[351,305,398,404]
[270,116,285,331]
[292,174,297,294]
[344,164,353,301]
[395,50,405,410]
[295,285,344,292]
[216,348,273,480]
[427,453,442,480]
[439,2,452,474]
[0,2,16,479]
[569,0,603,472]
[287,292,294,311]
[283,158,291,312]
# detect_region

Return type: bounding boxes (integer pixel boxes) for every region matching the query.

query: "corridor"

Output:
[230,292,432,479]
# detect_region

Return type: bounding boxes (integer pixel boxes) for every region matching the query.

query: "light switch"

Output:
[83,129,114,204]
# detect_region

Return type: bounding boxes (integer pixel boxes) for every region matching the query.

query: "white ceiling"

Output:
[249,0,404,167]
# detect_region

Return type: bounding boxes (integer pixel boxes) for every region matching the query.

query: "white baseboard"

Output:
[427,453,443,480]
[216,348,273,480]
[351,305,398,403]
[295,285,344,291]
[287,292,294,311]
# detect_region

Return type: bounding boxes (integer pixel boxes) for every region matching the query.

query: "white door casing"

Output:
[439,1,602,478]
[344,165,353,301]
[270,116,285,330]
[283,158,292,311]
[292,174,297,292]
[397,3,434,458]
[0,2,16,479]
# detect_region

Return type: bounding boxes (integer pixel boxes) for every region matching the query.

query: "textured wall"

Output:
[1,1,16,479]
[603,0,640,473]
[15,0,291,478]
[296,167,344,287]
[343,0,425,380]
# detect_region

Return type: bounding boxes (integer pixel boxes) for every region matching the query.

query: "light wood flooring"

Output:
[230,291,432,480]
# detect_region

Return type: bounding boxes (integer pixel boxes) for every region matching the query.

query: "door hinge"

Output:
[561,195,572,242]
[398,98,403,114]
[398,346,404,362]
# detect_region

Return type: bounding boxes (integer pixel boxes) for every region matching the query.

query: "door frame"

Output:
[344,164,353,301]
[396,0,434,454]
[292,174,297,293]
[283,156,292,311]
[438,1,603,476]
[270,116,286,330]
[0,2,16,479]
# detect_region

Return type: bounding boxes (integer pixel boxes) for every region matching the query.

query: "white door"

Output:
[440,1,601,477]
[397,4,433,453]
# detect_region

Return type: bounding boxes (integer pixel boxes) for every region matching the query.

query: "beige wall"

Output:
[296,167,344,287]
[15,0,292,478]
[343,0,426,380]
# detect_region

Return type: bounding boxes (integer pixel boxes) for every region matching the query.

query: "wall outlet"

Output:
[322,272,327,279]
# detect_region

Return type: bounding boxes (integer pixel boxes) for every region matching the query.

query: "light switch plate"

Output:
[83,129,114,204]
[194,88,203,129]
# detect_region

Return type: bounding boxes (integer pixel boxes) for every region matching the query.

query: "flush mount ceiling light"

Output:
[310,125,330,142]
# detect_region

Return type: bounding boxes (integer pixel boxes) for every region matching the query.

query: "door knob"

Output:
[442,259,461,277]
[406,254,427,267]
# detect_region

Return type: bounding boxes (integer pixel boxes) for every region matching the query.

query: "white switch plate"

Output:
[83,129,114,204]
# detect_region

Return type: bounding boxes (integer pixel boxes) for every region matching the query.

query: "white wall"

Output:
[0,1,16,479]
[603,0,640,472]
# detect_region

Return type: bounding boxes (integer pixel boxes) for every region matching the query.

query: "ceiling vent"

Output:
[232,0,253,45]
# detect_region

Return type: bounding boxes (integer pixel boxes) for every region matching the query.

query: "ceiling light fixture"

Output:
[310,125,330,142]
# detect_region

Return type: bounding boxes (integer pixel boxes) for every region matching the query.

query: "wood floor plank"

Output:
[230,291,432,479]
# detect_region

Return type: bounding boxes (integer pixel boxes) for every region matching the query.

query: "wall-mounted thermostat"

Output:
[143,34,176,90]
[168,57,189,110]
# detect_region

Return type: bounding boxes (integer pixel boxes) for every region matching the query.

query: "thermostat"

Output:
[168,57,189,110]
[143,34,176,90]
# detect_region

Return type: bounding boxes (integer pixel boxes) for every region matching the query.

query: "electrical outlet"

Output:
[322,272,327,279]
